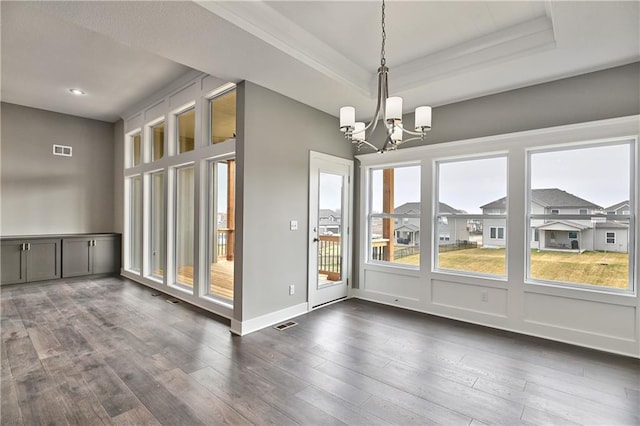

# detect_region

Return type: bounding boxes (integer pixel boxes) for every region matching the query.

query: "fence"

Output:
[439,240,478,252]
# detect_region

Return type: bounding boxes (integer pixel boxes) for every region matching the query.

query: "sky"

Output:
[367,142,631,214]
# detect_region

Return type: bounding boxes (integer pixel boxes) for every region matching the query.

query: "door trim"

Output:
[308,151,354,311]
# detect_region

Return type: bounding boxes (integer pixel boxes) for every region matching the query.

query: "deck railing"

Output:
[216,228,234,260]
[318,235,341,281]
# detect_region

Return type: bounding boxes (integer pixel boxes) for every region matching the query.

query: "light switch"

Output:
[290,220,298,231]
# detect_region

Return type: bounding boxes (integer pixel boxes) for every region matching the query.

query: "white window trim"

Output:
[357,115,637,298]
[526,138,635,294]
[366,162,421,270]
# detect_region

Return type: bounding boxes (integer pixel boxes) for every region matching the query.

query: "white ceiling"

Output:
[1,1,638,123]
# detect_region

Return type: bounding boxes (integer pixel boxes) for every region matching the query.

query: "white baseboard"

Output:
[230,302,309,336]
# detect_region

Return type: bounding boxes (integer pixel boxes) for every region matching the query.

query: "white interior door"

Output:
[308,151,353,309]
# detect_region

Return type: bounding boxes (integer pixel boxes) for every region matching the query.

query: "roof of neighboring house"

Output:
[394,201,464,215]
[319,219,340,227]
[394,202,421,215]
[319,209,339,219]
[481,188,602,210]
[605,200,630,211]
[535,220,590,231]
[395,224,420,232]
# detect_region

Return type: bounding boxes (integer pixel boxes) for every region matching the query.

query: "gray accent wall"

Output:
[418,62,640,145]
[236,81,352,322]
[113,119,124,234]
[1,103,115,235]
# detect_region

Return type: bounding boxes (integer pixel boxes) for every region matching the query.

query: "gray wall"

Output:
[113,119,124,234]
[419,62,640,145]
[1,103,115,235]
[236,81,353,321]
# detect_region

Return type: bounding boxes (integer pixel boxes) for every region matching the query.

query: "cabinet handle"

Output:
[26,243,31,251]
[93,240,97,246]
[20,243,25,251]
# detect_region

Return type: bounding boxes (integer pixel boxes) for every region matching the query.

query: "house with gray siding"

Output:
[481,188,629,252]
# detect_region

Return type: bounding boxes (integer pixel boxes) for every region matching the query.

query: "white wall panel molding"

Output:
[356,115,640,358]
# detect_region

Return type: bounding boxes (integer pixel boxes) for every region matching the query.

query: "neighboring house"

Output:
[319,209,341,235]
[393,201,470,245]
[606,200,631,216]
[480,188,629,252]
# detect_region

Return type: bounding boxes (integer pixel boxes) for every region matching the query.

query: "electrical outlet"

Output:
[480,290,489,302]
[290,220,298,231]
[289,284,295,295]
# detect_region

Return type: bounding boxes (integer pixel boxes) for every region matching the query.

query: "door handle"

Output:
[313,238,319,243]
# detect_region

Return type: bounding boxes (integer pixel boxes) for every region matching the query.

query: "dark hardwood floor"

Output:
[2,276,639,425]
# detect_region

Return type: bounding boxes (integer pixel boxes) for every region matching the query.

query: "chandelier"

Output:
[339,0,432,153]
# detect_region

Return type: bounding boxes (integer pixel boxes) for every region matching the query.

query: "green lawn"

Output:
[393,248,629,289]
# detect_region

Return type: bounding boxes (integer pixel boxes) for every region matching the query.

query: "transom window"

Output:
[176,108,196,154]
[210,89,236,145]
[130,132,141,167]
[151,121,165,161]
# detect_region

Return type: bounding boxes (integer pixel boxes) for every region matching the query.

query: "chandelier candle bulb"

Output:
[353,122,366,141]
[339,106,355,130]
[385,97,403,122]
[391,125,403,142]
[415,106,432,130]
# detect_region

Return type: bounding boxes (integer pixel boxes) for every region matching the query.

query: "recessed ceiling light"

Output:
[69,88,86,96]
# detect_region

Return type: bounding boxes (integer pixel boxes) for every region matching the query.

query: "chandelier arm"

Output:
[395,136,424,146]
[363,67,386,134]
[395,123,428,137]
[358,140,380,151]
[381,127,394,152]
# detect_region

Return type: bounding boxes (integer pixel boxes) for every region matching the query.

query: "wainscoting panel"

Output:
[431,279,508,318]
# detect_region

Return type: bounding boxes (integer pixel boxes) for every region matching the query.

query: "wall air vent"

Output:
[53,144,72,157]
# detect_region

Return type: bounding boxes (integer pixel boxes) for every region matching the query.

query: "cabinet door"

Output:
[93,236,121,275]
[62,238,92,278]
[27,239,61,282]
[1,241,26,285]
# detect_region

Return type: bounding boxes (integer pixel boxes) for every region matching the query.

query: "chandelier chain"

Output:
[380,0,386,66]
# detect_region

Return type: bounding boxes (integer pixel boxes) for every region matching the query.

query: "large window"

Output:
[177,108,196,154]
[174,165,195,291]
[206,159,235,301]
[148,171,165,281]
[435,156,507,277]
[210,89,236,144]
[368,164,420,267]
[128,175,143,273]
[527,141,633,291]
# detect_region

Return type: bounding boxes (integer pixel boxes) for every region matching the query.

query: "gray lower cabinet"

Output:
[62,235,121,278]
[1,239,61,285]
